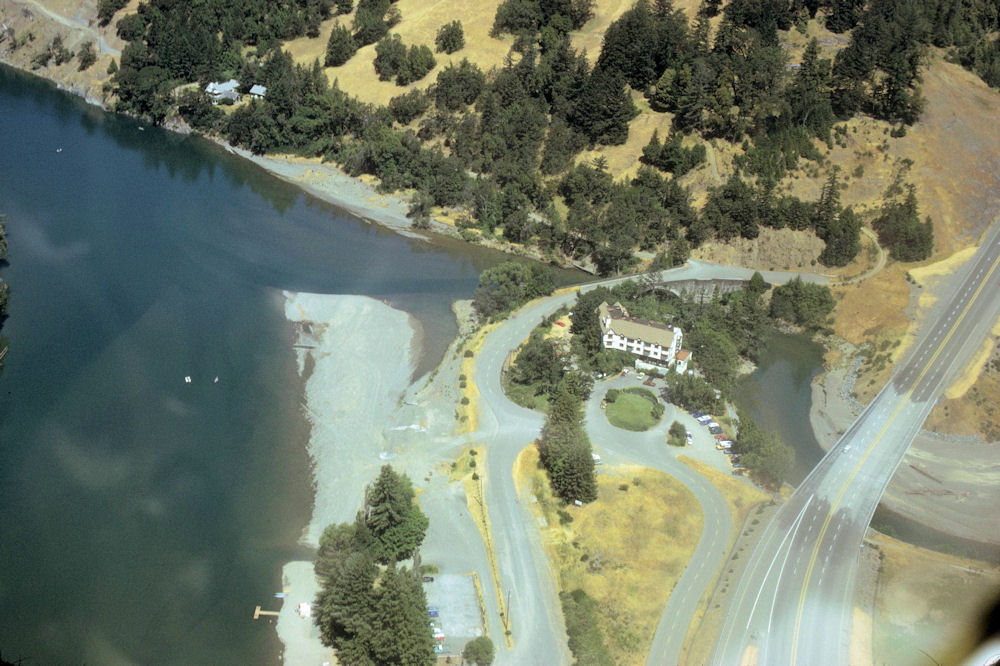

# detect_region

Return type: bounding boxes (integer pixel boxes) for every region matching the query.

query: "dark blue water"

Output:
[0,64,581,664]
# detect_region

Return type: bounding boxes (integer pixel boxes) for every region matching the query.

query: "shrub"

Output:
[77,41,97,71]
[435,20,465,53]
[434,59,485,111]
[388,89,430,124]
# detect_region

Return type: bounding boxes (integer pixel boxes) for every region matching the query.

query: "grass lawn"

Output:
[514,446,704,665]
[605,388,663,431]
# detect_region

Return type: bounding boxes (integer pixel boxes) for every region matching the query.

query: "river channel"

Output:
[0,65,585,664]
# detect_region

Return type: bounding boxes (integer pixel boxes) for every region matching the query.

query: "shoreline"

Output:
[277,291,421,663]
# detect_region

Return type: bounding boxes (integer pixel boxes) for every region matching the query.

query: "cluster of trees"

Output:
[491,0,596,36]
[111,0,337,121]
[31,35,74,69]
[829,0,928,125]
[769,277,836,331]
[734,413,793,488]
[313,465,435,665]
[560,588,613,665]
[472,261,554,321]
[97,0,129,26]
[373,34,435,85]
[435,20,464,54]
[641,130,706,177]
[872,185,934,261]
[538,378,598,503]
[661,371,717,413]
[110,0,959,274]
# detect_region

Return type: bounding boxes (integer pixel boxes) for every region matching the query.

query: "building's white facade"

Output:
[598,302,692,372]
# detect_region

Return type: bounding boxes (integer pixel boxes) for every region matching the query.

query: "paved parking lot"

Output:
[424,573,485,655]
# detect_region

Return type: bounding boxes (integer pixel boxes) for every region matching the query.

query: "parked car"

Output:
[422,576,434,583]
[709,426,723,435]
[686,431,693,442]
[697,415,712,424]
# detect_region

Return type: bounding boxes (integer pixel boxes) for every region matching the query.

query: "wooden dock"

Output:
[253,605,280,620]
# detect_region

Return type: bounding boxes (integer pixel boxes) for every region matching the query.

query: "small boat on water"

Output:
[184,376,192,383]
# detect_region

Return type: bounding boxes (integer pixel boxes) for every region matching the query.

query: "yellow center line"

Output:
[789,247,1000,664]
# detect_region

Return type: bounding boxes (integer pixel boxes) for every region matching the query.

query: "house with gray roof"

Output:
[248,84,267,100]
[597,301,692,372]
[205,79,240,104]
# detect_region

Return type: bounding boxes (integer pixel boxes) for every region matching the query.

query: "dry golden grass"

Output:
[925,329,1000,440]
[871,532,1000,666]
[831,262,911,341]
[943,336,995,400]
[691,226,826,273]
[514,446,704,665]
[456,321,499,434]
[0,0,121,100]
[283,0,513,108]
[677,457,770,533]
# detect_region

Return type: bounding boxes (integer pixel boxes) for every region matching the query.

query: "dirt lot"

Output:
[869,532,1000,666]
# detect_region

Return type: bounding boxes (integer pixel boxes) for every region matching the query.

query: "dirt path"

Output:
[9,0,120,54]
[705,139,723,186]
[835,227,887,285]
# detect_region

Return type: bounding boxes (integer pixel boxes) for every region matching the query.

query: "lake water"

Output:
[0,64,582,664]
[733,330,827,485]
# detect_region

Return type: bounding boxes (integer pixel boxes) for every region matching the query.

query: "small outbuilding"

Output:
[248,84,267,100]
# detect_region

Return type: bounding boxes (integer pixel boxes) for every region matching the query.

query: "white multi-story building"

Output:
[597,301,692,373]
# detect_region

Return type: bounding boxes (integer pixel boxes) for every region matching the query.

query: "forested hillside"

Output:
[90,0,1000,274]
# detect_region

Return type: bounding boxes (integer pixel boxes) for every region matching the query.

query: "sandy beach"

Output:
[276,292,420,664]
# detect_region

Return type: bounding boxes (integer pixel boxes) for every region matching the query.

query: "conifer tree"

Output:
[363,465,429,563]
[571,65,637,145]
[325,25,357,67]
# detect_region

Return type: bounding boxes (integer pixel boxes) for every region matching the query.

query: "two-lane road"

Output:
[713,220,1000,665]
[469,261,826,665]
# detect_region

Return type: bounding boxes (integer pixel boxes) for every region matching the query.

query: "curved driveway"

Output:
[582,377,733,666]
[470,260,820,665]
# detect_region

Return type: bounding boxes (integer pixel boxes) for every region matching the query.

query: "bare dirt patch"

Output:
[515,446,704,666]
[870,532,1000,666]
[692,226,826,273]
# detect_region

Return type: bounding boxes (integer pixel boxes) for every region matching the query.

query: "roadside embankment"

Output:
[809,338,1000,546]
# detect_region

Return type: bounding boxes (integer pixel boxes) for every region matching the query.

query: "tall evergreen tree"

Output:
[571,65,638,145]
[363,465,429,563]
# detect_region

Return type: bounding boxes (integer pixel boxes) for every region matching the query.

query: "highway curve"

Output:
[712,218,1000,665]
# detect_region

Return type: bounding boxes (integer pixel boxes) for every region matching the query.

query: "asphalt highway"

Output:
[712,220,1000,666]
